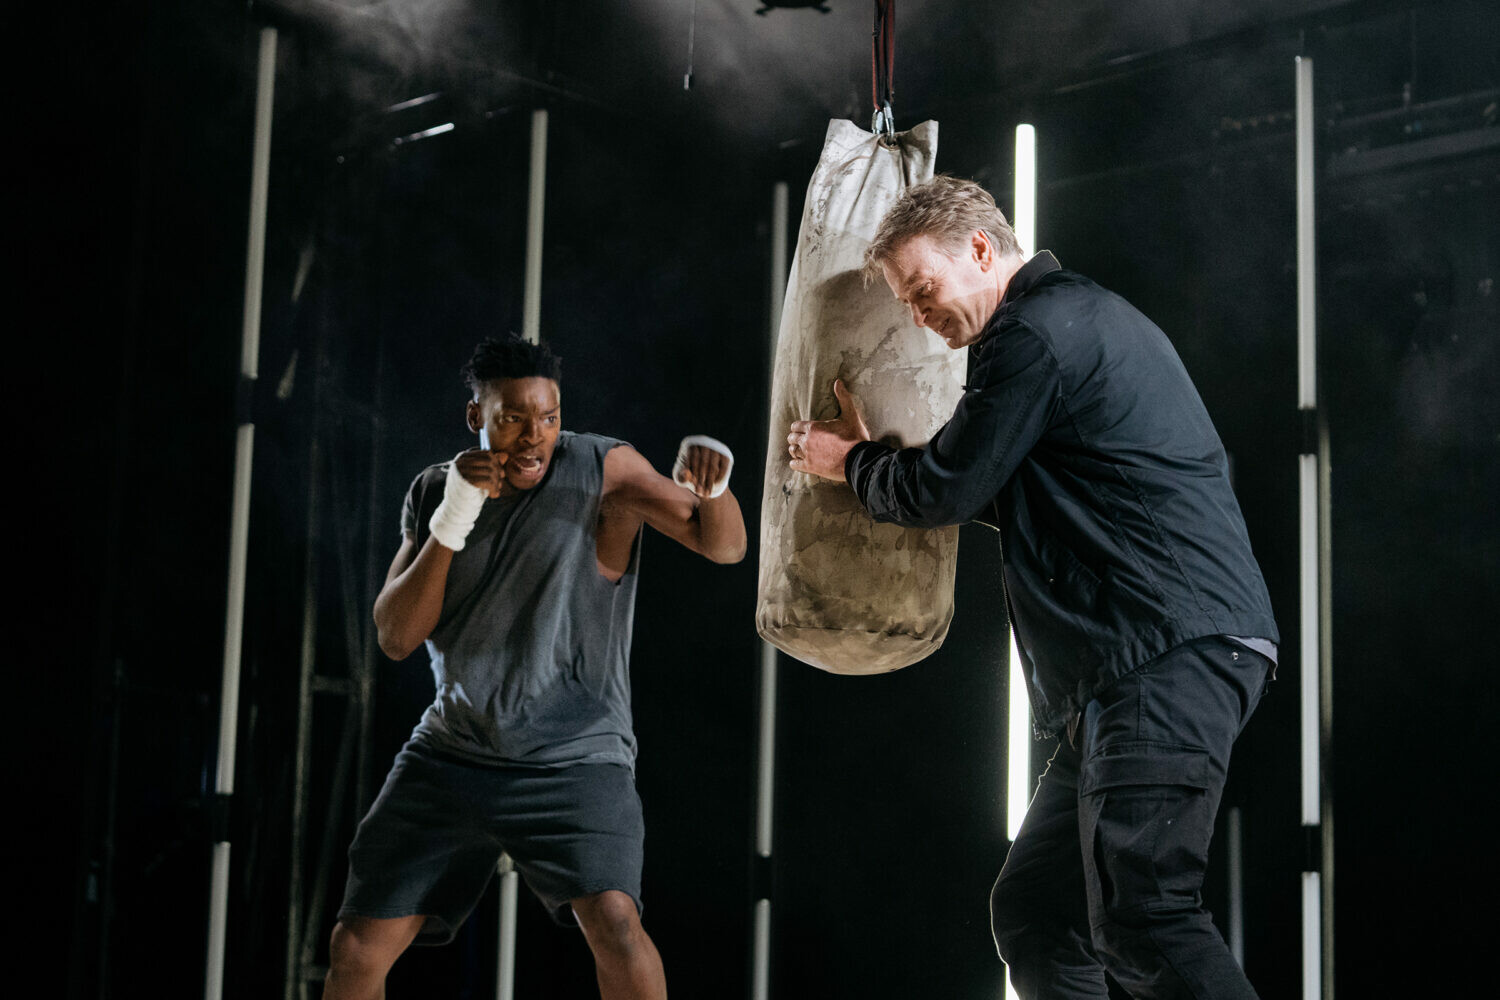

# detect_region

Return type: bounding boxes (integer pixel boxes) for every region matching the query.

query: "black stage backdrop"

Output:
[38,3,1497,998]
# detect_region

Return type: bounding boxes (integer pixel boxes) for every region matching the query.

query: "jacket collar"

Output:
[976,251,1061,351]
[999,250,1061,309]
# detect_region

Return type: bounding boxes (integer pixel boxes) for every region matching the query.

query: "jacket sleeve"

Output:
[844,316,1060,528]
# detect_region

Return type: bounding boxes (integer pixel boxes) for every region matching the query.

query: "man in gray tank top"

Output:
[325,335,746,1000]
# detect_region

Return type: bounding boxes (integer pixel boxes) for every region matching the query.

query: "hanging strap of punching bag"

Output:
[871,0,896,140]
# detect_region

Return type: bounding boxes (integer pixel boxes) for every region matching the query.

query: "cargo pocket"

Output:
[1078,744,1215,921]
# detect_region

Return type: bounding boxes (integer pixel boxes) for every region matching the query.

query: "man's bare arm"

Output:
[373,534,456,660]
[372,448,508,659]
[603,444,747,564]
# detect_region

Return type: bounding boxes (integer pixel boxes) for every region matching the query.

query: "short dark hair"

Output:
[461,335,563,396]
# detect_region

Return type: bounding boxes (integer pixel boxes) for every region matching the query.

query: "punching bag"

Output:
[757,119,964,675]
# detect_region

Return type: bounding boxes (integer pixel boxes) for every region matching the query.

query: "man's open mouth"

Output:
[511,454,546,479]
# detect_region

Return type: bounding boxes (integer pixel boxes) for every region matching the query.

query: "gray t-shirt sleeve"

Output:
[400,480,417,538]
[400,465,445,542]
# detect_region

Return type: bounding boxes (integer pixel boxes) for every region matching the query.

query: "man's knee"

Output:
[573,890,643,952]
[329,915,423,977]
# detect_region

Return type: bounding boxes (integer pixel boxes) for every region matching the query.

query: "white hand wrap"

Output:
[428,459,488,551]
[672,435,734,498]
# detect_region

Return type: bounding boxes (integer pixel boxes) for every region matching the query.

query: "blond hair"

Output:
[863,175,1021,284]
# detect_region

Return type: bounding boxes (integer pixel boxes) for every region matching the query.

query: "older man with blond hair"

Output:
[789,175,1278,999]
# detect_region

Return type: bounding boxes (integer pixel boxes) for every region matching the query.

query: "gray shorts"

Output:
[339,741,645,944]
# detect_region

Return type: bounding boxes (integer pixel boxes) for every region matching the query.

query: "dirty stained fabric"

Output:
[757,118,964,674]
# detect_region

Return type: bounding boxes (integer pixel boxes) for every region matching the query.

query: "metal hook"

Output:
[871,100,896,143]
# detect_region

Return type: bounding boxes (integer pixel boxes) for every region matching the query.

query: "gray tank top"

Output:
[399,431,640,768]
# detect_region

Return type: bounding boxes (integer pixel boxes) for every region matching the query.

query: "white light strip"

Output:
[1014,125,1036,259]
[1227,807,1245,967]
[1006,126,1038,845]
[496,864,518,1000]
[395,121,455,144]
[205,843,232,999]
[522,109,548,345]
[1295,55,1321,832]
[1302,872,1322,999]
[1296,55,1325,1000]
[1295,58,1317,410]
[752,899,772,1000]
[756,641,778,856]
[1006,629,1030,841]
[750,180,790,1000]
[1298,455,1320,825]
[385,92,442,113]
[497,106,550,1000]
[758,181,789,859]
[206,27,278,1000]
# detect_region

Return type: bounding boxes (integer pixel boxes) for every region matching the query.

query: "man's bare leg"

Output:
[572,890,667,1000]
[323,914,426,1000]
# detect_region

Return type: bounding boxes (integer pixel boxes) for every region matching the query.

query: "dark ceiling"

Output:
[260,0,1406,153]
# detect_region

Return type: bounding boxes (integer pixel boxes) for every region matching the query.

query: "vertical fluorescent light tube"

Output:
[1014,125,1036,259]
[1295,54,1323,1000]
[522,108,548,345]
[1295,67,1317,418]
[495,856,518,1000]
[1007,125,1037,848]
[752,180,789,1000]
[752,898,772,1000]
[1005,631,1029,842]
[759,183,789,863]
[756,643,778,855]
[206,25,277,1000]
[1298,454,1319,821]
[1003,121,1039,1000]
[1228,806,1245,967]
[1302,872,1322,998]
[495,107,552,1000]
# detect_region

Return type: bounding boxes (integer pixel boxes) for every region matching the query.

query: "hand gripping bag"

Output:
[757,119,964,674]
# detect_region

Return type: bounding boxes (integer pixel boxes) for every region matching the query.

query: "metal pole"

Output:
[752,639,778,1000]
[357,340,386,812]
[495,106,549,1000]
[521,108,548,346]
[1317,409,1334,1000]
[495,854,519,1000]
[751,180,789,1000]
[284,415,323,1000]
[1227,806,1245,968]
[1295,53,1329,1000]
[206,24,277,1000]
[755,637,779,858]
[284,265,332,1000]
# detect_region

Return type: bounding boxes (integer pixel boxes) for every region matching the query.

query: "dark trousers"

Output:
[990,636,1271,999]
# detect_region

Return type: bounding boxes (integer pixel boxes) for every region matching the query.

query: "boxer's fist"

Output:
[428,450,495,551]
[673,435,734,499]
[454,447,509,500]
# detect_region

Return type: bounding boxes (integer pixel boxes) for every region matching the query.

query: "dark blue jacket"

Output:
[845,252,1278,732]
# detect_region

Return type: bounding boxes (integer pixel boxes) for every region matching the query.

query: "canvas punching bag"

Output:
[757,119,964,674]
